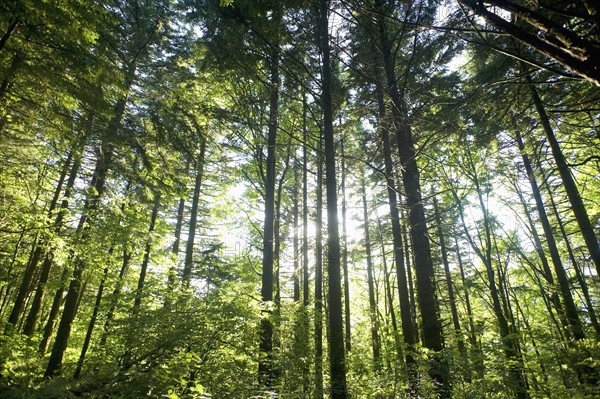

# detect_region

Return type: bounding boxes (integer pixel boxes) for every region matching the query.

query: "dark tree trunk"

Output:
[459,0,600,86]
[45,144,113,377]
[39,268,68,354]
[433,197,466,362]
[526,75,600,274]
[167,160,189,289]
[73,265,108,379]
[0,18,18,52]
[182,138,207,284]
[23,139,85,336]
[340,137,351,353]
[373,51,416,368]
[361,179,382,370]
[515,130,585,340]
[451,153,530,399]
[375,1,447,392]
[317,0,347,396]
[133,196,160,309]
[258,16,280,385]
[100,248,131,345]
[540,167,600,339]
[314,135,324,399]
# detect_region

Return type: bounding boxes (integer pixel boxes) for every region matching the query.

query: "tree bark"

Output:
[451,148,530,399]
[317,0,348,396]
[515,130,585,340]
[258,13,280,385]
[23,138,85,336]
[314,135,324,399]
[375,0,448,393]
[182,138,207,284]
[73,265,108,379]
[133,195,160,309]
[373,50,416,368]
[45,143,113,377]
[361,179,382,370]
[526,74,600,274]
[340,137,351,353]
[433,196,466,361]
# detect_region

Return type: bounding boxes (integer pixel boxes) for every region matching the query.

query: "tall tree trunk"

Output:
[293,163,300,303]
[39,268,68,354]
[133,195,160,309]
[258,16,280,385]
[73,265,109,379]
[167,159,189,289]
[314,136,324,399]
[374,2,448,393]
[44,60,135,376]
[340,137,351,353]
[451,150,530,399]
[182,138,207,284]
[454,234,482,379]
[302,93,310,308]
[373,50,416,369]
[540,166,600,338]
[317,1,347,396]
[301,94,311,395]
[375,214,401,361]
[7,146,77,329]
[361,179,382,370]
[526,74,600,274]
[515,130,585,340]
[433,197,467,364]
[45,143,113,377]
[23,138,85,336]
[100,248,131,345]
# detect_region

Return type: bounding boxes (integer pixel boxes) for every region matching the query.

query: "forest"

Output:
[0,0,599,398]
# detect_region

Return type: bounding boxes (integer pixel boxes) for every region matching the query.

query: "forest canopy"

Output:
[0,0,599,398]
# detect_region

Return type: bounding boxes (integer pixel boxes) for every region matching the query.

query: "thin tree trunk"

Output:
[23,139,85,336]
[73,265,109,379]
[133,195,160,310]
[167,160,189,290]
[314,136,324,399]
[100,248,131,345]
[374,2,448,391]
[302,92,310,308]
[373,45,416,368]
[7,147,76,329]
[515,129,586,340]
[39,268,68,354]
[182,138,207,284]
[375,213,401,361]
[526,75,600,274]
[45,143,113,377]
[433,197,467,363]
[293,163,300,303]
[340,136,351,353]
[361,179,382,370]
[317,0,347,396]
[451,151,530,399]
[538,163,600,339]
[258,14,280,385]
[454,234,482,379]
[301,93,310,395]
